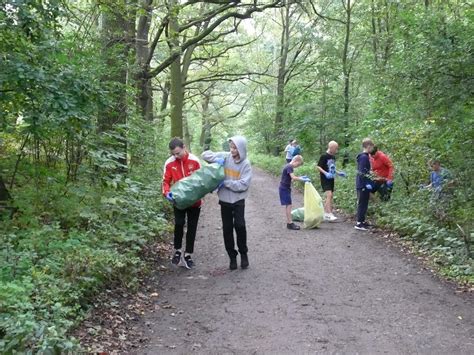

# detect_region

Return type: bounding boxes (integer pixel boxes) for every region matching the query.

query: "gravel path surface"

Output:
[137,168,473,354]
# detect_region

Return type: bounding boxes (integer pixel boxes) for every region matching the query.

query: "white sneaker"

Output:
[324,213,338,221]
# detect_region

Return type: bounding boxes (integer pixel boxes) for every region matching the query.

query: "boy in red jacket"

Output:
[369,146,395,201]
[162,137,201,269]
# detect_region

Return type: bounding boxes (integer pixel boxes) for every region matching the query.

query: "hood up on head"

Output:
[229,135,247,161]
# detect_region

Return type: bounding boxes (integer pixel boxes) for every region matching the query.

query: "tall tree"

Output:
[98,1,134,168]
[167,0,184,138]
[273,1,291,155]
[136,0,154,121]
[139,0,283,138]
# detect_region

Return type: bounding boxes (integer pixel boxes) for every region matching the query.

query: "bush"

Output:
[0,172,169,352]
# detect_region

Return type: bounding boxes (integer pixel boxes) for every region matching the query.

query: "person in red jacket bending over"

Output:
[162,137,202,269]
[369,145,395,201]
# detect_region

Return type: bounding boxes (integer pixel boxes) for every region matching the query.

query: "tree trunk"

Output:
[342,0,352,166]
[320,78,328,154]
[0,175,11,204]
[181,25,203,149]
[168,0,183,138]
[0,175,15,218]
[161,79,171,112]
[183,114,191,150]
[136,0,154,121]
[199,91,212,150]
[273,2,290,156]
[371,0,379,66]
[98,2,132,169]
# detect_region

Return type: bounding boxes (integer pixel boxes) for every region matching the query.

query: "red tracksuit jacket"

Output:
[162,152,202,207]
[369,150,394,181]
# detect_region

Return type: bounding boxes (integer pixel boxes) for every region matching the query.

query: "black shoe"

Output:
[241,254,249,269]
[171,250,181,265]
[287,223,301,230]
[229,256,237,270]
[183,255,194,268]
[363,221,374,228]
[354,222,368,231]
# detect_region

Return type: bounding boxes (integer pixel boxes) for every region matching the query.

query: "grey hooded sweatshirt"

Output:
[201,136,252,204]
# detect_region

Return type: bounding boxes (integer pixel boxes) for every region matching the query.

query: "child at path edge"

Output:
[162,137,202,269]
[355,138,375,231]
[279,155,311,230]
[369,145,395,201]
[317,141,347,221]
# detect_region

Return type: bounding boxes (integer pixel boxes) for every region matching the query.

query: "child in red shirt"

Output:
[369,146,394,201]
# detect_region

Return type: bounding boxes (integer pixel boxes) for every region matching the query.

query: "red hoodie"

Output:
[162,152,201,207]
[370,150,394,181]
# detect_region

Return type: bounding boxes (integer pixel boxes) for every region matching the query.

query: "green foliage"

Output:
[0,166,169,352]
[376,191,473,284]
[1,0,473,351]
[0,0,176,350]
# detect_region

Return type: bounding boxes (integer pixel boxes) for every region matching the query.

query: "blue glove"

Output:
[300,176,311,183]
[337,171,347,178]
[365,184,373,191]
[216,158,225,166]
[212,181,224,193]
[386,180,393,188]
[324,172,335,179]
[165,192,174,202]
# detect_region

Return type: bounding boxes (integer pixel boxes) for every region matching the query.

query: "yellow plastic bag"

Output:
[303,182,324,229]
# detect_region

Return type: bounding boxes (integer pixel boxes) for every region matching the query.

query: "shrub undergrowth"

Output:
[0,165,170,353]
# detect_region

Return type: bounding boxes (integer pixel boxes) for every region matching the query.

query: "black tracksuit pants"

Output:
[357,188,370,223]
[219,199,248,258]
[173,206,201,254]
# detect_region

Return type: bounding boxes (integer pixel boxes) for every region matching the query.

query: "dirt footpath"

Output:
[137,168,473,354]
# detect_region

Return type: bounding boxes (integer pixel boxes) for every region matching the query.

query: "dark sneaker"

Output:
[354,222,368,231]
[363,222,374,228]
[229,256,237,270]
[171,250,182,265]
[184,255,194,269]
[178,254,191,269]
[241,254,249,269]
[287,223,301,230]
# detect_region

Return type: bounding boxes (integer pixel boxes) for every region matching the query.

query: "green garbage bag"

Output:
[291,207,304,222]
[170,163,225,210]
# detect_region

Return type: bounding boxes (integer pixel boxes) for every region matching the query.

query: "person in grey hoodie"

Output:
[202,136,252,270]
